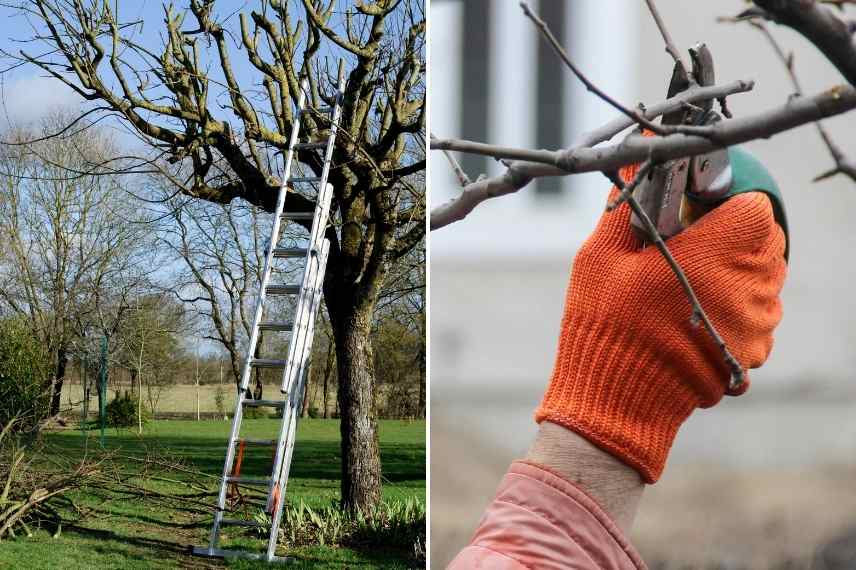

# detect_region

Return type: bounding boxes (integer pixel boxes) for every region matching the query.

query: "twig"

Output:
[607,161,653,211]
[431,138,556,165]
[575,80,754,147]
[431,132,471,187]
[522,1,731,140]
[644,0,691,78]
[519,1,692,138]
[738,18,856,183]
[604,170,745,389]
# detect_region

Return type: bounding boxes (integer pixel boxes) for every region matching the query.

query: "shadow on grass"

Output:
[34,420,425,569]
[223,543,421,570]
[48,421,425,487]
[62,524,191,557]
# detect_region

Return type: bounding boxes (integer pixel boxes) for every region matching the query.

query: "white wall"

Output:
[430,1,640,259]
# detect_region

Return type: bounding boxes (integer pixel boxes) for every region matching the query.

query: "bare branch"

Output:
[520,1,672,137]
[644,0,691,78]
[747,0,856,86]
[431,83,856,229]
[607,161,653,211]
[731,17,856,183]
[575,81,754,147]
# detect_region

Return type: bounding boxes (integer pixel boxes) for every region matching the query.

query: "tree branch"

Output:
[520,2,677,138]
[431,83,856,229]
[727,16,856,183]
[644,0,691,75]
[748,0,856,86]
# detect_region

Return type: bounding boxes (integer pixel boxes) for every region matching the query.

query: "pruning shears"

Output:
[631,43,790,260]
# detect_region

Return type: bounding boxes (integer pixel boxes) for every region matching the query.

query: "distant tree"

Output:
[0,117,155,416]
[117,293,187,428]
[157,194,291,402]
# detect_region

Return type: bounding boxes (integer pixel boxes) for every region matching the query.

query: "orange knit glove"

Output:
[535,162,787,483]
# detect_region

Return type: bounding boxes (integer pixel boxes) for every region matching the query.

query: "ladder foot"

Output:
[192,546,291,563]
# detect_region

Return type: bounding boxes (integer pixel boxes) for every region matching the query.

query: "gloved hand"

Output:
[535,161,788,483]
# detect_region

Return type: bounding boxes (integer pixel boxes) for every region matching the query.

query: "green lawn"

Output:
[0,419,425,569]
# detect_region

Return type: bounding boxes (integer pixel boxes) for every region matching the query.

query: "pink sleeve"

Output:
[446,461,647,570]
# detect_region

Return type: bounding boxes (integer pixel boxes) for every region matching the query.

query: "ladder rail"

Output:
[277,182,333,396]
[261,183,332,518]
[240,78,310,394]
[280,61,346,395]
[266,239,330,560]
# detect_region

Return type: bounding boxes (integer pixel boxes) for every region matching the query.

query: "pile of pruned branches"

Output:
[0,419,102,540]
[0,423,219,541]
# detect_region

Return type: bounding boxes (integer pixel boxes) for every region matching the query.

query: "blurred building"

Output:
[430,1,856,568]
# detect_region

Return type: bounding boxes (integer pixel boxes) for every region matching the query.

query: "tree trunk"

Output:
[334,307,382,513]
[322,342,334,419]
[49,347,67,416]
[252,335,263,400]
[417,348,426,419]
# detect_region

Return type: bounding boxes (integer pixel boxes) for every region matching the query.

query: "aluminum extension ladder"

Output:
[193,63,345,564]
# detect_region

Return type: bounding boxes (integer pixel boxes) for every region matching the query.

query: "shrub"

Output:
[214,385,227,419]
[243,407,274,420]
[307,405,320,419]
[0,317,52,432]
[105,391,147,427]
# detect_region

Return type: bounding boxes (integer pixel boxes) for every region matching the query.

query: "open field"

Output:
[0,419,425,569]
[59,381,414,420]
[61,382,317,417]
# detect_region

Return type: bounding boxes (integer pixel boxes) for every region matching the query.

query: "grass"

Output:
[0,419,425,569]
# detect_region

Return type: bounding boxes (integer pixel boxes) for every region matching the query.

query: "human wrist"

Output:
[525,421,644,533]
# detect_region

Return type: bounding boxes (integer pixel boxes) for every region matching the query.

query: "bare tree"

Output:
[0,116,155,416]
[1,0,425,511]
[117,292,186,429]
[157,195,269,395]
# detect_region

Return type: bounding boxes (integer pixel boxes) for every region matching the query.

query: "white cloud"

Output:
[0,74,80,127]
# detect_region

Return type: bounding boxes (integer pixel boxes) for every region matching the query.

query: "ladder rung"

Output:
[233,438,277,446]
[249,358,287,368]
[299,105,332,116]
[289,176,321,184]
[224,476,271,486]
[265,284,300,295]
[293,142,327,151]
[281,211,314,221]
[258,322,293,332]
[220,518,262,528]
[243,399,286,408]
[272,248,306,259]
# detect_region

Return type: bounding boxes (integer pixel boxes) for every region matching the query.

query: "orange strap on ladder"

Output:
[267,446,281,514]
[227,440,247,501]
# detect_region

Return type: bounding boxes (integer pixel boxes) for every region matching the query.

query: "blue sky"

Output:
[0,1,353,135]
